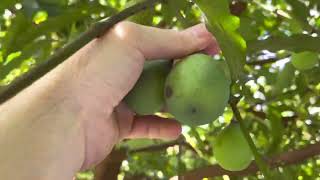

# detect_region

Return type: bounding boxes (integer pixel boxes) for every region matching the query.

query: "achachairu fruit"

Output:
[291,51,319,70]
[164,53,231,126]
[125,60,171,115]
[213,123,253,171]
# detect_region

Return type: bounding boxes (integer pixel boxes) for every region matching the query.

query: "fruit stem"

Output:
[230,99,271,179]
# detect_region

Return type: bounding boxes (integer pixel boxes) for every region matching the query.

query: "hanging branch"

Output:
[180,142,320,179]
[0,0,165,104]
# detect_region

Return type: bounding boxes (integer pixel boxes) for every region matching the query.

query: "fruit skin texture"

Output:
[125,60,171,115]
[164,53,231,126]
[213,123,253,171]
[291,51,319,70]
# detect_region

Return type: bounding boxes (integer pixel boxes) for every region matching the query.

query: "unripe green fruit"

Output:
[164,53,231,126]
[125,60,171,115]
[291,51,319,70]
[213,123,253,171]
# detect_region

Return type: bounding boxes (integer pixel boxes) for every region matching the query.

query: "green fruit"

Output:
[125,60,171,115]
[164,53,231,126]
[213,123,253,171]
[291,51,319,70]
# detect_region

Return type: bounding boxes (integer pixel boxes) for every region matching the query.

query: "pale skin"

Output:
[0,22,219,179]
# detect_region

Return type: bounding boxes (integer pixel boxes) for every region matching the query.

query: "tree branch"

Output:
[245,106,298,127]
[130,138,198,155]
[0,0,165,104]
[246,55,291,66]
[247,34,320,54]
[95,148,127,180]
[180,142,320,180]
[94,139,197,180]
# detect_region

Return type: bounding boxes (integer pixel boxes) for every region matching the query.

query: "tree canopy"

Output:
[0,0,320,179]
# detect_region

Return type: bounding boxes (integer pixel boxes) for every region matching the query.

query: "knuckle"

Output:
[111,21,138,42]
[179,31,193,48]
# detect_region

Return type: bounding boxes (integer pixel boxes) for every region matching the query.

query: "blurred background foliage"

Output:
[0,0,320,179]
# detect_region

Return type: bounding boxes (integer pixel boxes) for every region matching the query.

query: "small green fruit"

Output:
[291,51,319,70]
[213,123,253,171]
[125,60,171,115]
[164,53,231,126]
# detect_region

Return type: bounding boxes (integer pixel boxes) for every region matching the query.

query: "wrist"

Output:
[0,60,86,179]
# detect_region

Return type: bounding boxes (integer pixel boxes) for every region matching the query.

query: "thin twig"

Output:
[129,138,198,155]
[0,0,165,104]
[229,98,271,178]
[246,55,291,66]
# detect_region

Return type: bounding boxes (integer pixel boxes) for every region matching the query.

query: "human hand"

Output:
[64,22,219,169]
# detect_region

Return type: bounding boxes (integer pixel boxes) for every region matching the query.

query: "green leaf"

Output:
[272,62,295,96]
[291,51,319,71]
[194,0,246,80]
[3,3,112,57]
[0,39,51,80]
[21,0,40,17]
[295,73,309,95]
[304,66,320,84]
[162,0,190,27]
[286,0,312,32]
[36,0,64,16]
[238,17,259,41]
[266,106,284,154]
[1,12,32,58]
[126,0,155,25]
[0,0,20,14]
[37,0,68,7]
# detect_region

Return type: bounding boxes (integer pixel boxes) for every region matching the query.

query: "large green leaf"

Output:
[194,0,246,81]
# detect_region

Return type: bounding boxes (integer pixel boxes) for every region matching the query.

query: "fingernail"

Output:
[205,43,221,55]
[188,23,211,39]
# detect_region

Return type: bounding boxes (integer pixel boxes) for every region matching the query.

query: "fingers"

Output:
[127,115,181,140]
[204,37,221,55]
[112,22,218,60]
[114,103,135,140]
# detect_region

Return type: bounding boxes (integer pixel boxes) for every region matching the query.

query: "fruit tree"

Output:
[0,0,320,179]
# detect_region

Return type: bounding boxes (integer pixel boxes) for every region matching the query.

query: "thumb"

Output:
[113,22,216,60]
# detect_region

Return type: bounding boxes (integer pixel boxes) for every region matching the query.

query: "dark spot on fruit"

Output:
[191,107,197,114]
[165,86,173,98]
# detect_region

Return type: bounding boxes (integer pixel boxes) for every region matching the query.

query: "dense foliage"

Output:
[0,0,320,179]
